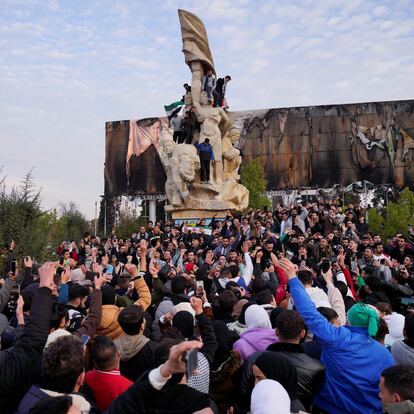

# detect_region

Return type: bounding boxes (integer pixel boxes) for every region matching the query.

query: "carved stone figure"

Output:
[195,90,230,185]
[159,138,177,204]
[222,127,242,181]
[169,143,200,206]
[160,9,249,217]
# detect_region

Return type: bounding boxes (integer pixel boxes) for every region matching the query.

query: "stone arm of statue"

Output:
[222,146,240,159]
[218,106,231,135]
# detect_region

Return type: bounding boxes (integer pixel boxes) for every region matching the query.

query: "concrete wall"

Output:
[104,99,414,196]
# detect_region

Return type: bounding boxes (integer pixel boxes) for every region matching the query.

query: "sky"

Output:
[1,0,413,218]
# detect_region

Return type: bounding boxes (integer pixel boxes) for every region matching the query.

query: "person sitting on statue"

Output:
[213,75,231,108]
[202,69,216,102]
[181,83,191,102]
[196,138,214,183]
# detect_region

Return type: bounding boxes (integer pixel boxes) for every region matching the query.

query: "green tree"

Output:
[54,202,90,243]
[240,158,271,210]
[367,187,414,239]
[115,211,146,239]
[0,170,91,273]
[0,170,54,269]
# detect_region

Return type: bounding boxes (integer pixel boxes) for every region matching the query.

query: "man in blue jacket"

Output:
[278,258,395,414]
[196,138,214,183]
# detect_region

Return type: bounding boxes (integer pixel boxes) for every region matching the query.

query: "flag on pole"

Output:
[164,101,183,120]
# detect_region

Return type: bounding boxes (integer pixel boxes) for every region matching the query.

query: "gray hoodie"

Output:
[391,340,414,364]
[386,400,414,414]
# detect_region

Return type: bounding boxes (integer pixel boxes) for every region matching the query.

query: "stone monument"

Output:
[160,9,249,219]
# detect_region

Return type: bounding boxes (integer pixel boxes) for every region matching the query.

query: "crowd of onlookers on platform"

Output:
[1,199,414,413]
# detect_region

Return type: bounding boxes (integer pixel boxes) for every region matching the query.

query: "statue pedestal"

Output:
[166,207,228,220]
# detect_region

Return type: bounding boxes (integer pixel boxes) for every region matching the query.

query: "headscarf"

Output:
[254,352,299,401]
[245,305,272,330]
[347,303,379,336]
[172,311,195,339]
[251,379,291,414]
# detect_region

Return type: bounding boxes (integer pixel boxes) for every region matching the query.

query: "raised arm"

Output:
[0,277,14,312]
[240,242,253,287]
[73,271,105,338]
[278,259,345,343]
[0,262,54,400]
[124,263,152,311]
[191,296,217,363]
[322,269,346,326]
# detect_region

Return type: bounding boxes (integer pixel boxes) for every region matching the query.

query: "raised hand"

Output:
[16,296,25,325]
[94,274,106,290]
[39,262,56,289]
[190,296,203,315]
[278,258,297,279]
[322,268,333,284]
[149,258,159,278]
[61,266,71,284]
[160,340,203,378]
[139,239,148,256]
[124,263,139,277]
[24,256,33,268]
[92,262,103,277]
[270,252,279,267]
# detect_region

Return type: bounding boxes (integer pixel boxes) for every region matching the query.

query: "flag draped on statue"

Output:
[164,101,183,119]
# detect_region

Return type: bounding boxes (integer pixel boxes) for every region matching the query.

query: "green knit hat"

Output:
[347,303,379,337]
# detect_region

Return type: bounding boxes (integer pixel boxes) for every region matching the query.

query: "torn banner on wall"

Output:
[126,117,171,186]
[350,122,414,169]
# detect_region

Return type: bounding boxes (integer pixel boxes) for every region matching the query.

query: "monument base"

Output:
[168,209,228,220]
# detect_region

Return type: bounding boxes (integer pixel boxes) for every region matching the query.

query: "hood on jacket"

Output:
[384,312,405,346]
[386,400,414,414]
[115,334,150,361]
[306,287,331,308]
[391,340,414,365]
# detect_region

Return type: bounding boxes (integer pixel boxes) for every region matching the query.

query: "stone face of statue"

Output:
[162,139,175,155]
[178,154,196,182]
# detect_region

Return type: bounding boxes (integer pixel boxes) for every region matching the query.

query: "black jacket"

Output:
[0,287,53,414]
[106,371,217,414]
[196,313,217,364]
[120,340,158,382]
[266,342,326,410]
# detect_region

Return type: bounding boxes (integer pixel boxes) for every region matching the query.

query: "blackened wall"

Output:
[105,100,414,196]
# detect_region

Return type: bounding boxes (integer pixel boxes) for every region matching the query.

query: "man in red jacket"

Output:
[84,335,132,410]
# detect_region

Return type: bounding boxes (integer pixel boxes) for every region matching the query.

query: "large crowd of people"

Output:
[1,199,414,413]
